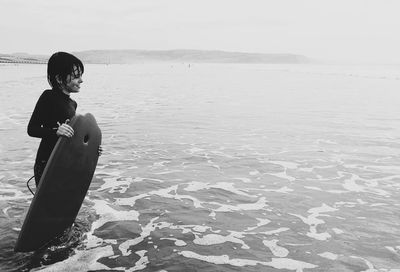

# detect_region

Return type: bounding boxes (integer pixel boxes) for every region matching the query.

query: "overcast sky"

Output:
[1,0,399,63]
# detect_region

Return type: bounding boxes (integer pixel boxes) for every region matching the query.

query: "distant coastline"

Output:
[0,49,310,64]
[0,53,47,64]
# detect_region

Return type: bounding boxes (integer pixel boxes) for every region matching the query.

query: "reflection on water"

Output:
[1,63,400,271]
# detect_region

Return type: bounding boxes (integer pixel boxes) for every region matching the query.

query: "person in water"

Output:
[28,51,98,187]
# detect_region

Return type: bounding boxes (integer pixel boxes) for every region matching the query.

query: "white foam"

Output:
[179,251,317,271]
[300,167,314,172]
[37,245,114,271]
[160,238,187,247]
[366,165,400,175]
[342,174,390,196]
[370,203,388,207]
[95,170,123,177]
[290,203,337,241]
[144,178,165,183]
[0,187,32,201]
[304,186,322,191]
[186,147,205,154]
[97,177,133,193]
[308,204,338,214]
[154,170,183,175]
[318,252,338,260]
[260,186,294,194]
[208,160,221,170]
[212,197,267,213]
[152,185,204,209]
[184,181,254,198]
[192,225,209,233]
[233,177,252,183]
[357,199,368,204]
[109,162,123,166]
[86,199,140,248]
[258,227,290,236]
[114,250,149,272]
[335,201,358,206]
[245,218,271,231]
[2,206,11,217]
[285,243,312,246]
[115,192,150,207]
[343,176,366,192]
[269,171,296,182]
[269,161,299,170]
[119,217,160,256]
[193,233,249,249]
[116,185,205,209]
[160,223,214,236]
[350,256,376,271]
[386,246,400,254]
[326,189,348,194]
[152,161,170,168]
[316,139,338,145]
[332,228,344,234]
[180,250,257,266]
[263,239,289,257]
[184,181,208,192]
[249,170,260,176]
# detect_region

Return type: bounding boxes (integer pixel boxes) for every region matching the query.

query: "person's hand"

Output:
[98,145,103,156]
[56,120,74,138]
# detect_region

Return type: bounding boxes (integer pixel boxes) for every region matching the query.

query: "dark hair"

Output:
[47,52,84,88]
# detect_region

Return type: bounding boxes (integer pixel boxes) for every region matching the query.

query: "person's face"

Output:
[64,65,83,93]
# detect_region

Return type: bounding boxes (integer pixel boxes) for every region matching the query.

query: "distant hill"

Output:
[1,50,310,64]
[73,49,310,64]
[0,53,47,64]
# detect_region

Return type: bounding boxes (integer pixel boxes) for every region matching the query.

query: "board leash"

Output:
[26,176,35,195]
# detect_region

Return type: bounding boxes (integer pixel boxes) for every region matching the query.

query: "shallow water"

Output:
[1,63,400,271]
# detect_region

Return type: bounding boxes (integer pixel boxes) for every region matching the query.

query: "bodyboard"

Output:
[15,113,102,252]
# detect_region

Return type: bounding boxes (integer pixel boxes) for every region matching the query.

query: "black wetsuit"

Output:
[28,89,77,186]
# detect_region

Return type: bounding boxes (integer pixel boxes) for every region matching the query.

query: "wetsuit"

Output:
[28,89,77,186]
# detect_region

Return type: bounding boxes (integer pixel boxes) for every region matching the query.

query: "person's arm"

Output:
[27,92,56,138]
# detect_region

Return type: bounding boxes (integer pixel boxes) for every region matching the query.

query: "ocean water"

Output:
[1,63,400,271]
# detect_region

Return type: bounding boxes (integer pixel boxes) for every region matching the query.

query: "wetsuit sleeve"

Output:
[27,92,57,138]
